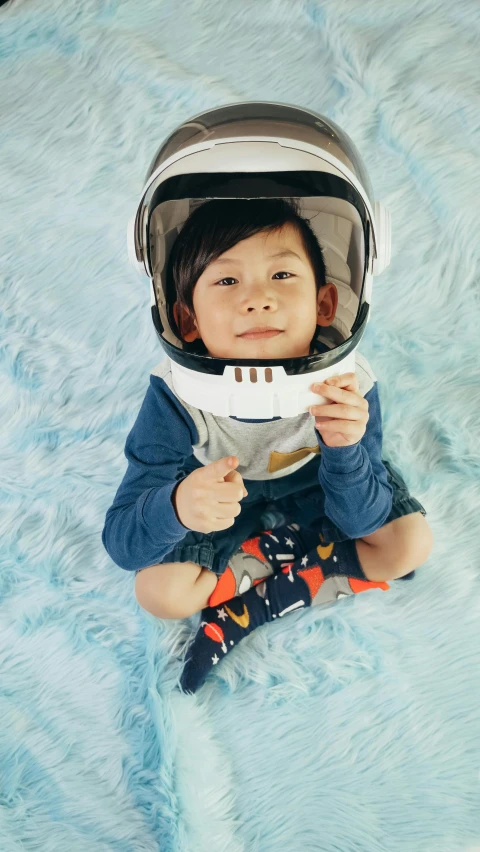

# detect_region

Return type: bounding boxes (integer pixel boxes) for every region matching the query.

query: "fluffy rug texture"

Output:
[1,1,479,850]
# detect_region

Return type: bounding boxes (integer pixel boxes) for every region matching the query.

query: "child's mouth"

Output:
[238,330,283,340]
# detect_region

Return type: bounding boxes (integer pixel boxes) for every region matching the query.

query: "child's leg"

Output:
[134,522,314,618]
[179,530,392,694]
[135,561,218,620]
[134,522,300,618]
[179,513,432,693]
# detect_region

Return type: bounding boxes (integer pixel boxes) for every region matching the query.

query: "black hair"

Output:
[165,198,328,353]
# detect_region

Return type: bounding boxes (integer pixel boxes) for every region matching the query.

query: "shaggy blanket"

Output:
[1,0,479,850]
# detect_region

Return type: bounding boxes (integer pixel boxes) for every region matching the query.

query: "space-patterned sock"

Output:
[207,522,321,607]
[179,532,390,694]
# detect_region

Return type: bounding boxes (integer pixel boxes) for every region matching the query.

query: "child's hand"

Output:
[309,373,369,448]
[173,456,248,533]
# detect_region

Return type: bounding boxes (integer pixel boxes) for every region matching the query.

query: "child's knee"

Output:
[135,561,201,619]
[385,513,433,577]
[397,512,434,570]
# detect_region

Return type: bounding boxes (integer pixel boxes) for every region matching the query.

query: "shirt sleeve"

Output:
[316,382,393,539]
[101,374,198,571]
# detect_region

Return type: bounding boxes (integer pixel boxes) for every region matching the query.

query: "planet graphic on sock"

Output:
[202,621,227,653]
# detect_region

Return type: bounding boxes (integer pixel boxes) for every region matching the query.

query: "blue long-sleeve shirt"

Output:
[102,350,393,572]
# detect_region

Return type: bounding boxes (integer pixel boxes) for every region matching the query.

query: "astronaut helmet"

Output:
[127,101,391,418]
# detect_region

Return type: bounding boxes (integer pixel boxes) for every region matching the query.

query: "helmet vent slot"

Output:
[234,367,274,383]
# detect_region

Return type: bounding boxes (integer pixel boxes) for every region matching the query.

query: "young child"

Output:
[102,199,433,694]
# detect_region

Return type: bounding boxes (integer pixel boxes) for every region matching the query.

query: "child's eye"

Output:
[215,272,293,286]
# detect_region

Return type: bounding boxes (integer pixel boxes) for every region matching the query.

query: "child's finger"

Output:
[329,372,359,392]
[224,468,248,498]
[313,372,359,393]
[310,382,366,410]
[310,403,365,420]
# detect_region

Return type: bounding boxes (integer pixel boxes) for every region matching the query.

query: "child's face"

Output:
[175,223,338,359]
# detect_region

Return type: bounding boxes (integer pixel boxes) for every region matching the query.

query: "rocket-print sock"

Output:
[207,523,321,607]
[179,535,390,694]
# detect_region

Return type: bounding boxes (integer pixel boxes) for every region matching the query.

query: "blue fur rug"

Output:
[1,1,479,850]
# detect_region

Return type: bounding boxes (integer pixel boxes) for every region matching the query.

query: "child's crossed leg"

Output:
[135,514,432,692]
[135,512,432,621]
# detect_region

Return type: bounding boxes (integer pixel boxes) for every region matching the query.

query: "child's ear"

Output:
[173,301,201,342]
[316,282,338,326]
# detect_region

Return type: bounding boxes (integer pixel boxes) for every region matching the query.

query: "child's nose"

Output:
[244,291,277,309]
